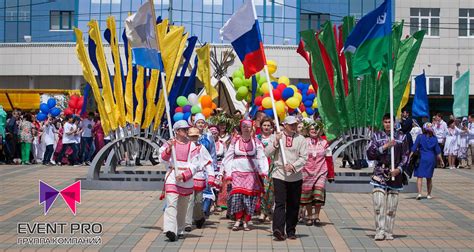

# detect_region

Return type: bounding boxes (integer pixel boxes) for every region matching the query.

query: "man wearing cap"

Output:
[265,116,308,241]
[159,120,199,242]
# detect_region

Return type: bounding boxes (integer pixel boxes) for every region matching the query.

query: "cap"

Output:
[188,127,200,137]
[194,113,206,124]
[282,116,298,125]
[173,120,190,131]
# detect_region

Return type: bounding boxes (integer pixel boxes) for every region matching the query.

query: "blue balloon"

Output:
[282,88,294,100]
[36,113,47,122]
[50,107,61,117]
[182,105,192,113]
[173,112,184,122]
[264,109,274,118]
[40,103,49,114]
[47,98,56,109]
[271,82,278,89]
[306,108,314,115]
[304,100,313,107]
[183,112,191,121]
[307,93,316,101]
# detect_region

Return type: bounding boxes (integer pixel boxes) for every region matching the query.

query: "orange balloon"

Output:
[211,102,217,110]
[201,95,213,108]
[202,107,212,118]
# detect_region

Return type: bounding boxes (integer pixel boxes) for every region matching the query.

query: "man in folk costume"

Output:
[184,127,214,231]
[159,120,198,242]
[222,119,269,231]
[265,116,308,241]
[367,113,410,241]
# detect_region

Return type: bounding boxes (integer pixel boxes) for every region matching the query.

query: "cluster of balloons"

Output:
[64,95,84,116]
[173,93,217,122]
[231,60,279,103]
[37,98,61,121]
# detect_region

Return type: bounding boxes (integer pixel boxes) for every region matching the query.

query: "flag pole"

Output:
[263,65,287,165]
[148,0,178,178]
[389,69,395,181]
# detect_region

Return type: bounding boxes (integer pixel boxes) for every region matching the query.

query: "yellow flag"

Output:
[142,69,159,129]
[134,66,145,126]
[73,28,111,135]
[196,44,218,100]
[88,20,118,131]
[397,81,411,118]
[124,35,134,124]
[153,22,188,130]
[106,16,126,128]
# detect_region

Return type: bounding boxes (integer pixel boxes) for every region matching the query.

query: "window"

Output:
[50,11,73,30]
[300,13,330,31]
[410,8,440,36]
[428,77,441,94]
[459,9,474,37]
[443,76,452,95]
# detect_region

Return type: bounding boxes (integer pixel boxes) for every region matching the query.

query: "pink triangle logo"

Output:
[59,181,81,215]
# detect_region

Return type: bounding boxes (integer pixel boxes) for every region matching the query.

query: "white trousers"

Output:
[163,193,189,235]
[185,191,204,226]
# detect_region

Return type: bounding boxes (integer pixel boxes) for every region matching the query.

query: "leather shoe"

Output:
[165,231,177,242]
[273,230,286,241]
[287,234,297,240]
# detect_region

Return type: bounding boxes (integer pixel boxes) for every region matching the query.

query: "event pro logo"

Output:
[39,180,81,215]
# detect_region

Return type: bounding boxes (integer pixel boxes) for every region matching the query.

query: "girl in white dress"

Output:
[444,120,462,169]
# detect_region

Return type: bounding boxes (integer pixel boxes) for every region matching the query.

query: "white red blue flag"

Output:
[220,0,266,79]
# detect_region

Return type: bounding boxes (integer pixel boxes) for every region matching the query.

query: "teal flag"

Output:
[453,70,470,117]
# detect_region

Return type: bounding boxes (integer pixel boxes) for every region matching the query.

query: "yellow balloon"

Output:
[260,82,270,94]
[278,113,286,122]
[302,112,308,118]
[262,97,273,109]
[312,100,318,109]
[267,60,277,75]
[278,76,290,86]
[286,97,299,109]
[294,92,302,102]
[288,85,298,93]
[275,100,286,114]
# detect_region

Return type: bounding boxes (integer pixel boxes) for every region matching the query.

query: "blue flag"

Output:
[412,72,429,118]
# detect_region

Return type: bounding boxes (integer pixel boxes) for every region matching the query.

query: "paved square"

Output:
[0,164,472,251]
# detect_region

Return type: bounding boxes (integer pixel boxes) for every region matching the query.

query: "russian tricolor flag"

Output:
[220,0,266,79]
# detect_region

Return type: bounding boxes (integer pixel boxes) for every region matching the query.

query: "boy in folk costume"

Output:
[159,120,199,242]
[184,127,214,231]
[222,119,269,231]
[367,114,410,241]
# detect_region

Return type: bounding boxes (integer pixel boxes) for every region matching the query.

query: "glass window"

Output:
[6,0,17,21]
[459,9,474,37]
[18,0,30,21]
[50,11,73,30]
[62,11,71,30]
[50,11,60,30]
[428,78,441,95]
[443,76,452,95]
[410,8,440,36]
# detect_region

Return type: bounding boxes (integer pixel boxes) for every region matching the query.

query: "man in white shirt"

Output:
[468,114,474,169]
[56,115,79,166]
[80,112,95,165]
[432,113,448,166]
[42,117,56,165]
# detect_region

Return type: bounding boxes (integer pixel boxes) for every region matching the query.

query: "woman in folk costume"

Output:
[256,117,275,223]
[222,119,269,231]
[300,120,334,226]
[159,120,199,242]
[216,121,232,212]
[203,125,226,214]
[184,127,214,231]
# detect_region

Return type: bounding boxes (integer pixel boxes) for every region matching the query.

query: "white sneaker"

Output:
[449,166,455,170]
[426,195,433,199]
[416,194,422,200]
[50,160,56,165]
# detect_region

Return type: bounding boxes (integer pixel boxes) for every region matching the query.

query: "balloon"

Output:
[306,108,315,115]
[40,103,49,114]
[173,112,184,122]
[50,107,61,117]
[262,97,273,109]
[77,98,84,109]
[277,84,286,92]
[175,107,183,113]
[243,78,252,88]
[237,86,249,97]
[275,100,286,115]
[267,60,277,74]
[47,98,56,109]
[307,93,316,101]
[177,96,188,107]
[245,94,252,103]
[304,100,313,107]
[307,88,315,94]
[258,77,266,85]
[202,107,212,118]
[191,105,201,114]
[278,76,290,86]
[312,100,318,109]
[183,112,191,121]
[286,97,299,109]
[255,73,261,82]
[282,88,294,100]
[36,113,47,122]
[188,93,199,105]
[302,112,308,118]
[264,109,274,118]
[254,96,263,106]
[288,85,298,93]
[183,105,192,113]
[272,89,282,100]
[299,104,306,112]
[260,82,270,94]
[294,92,303,102]
[233,77,244,89]
[211,103,217,110]
[236,92,245,101]
[64,108,73,116]
[232,69,244,79]
[201,95,213,108]
[271,82,278,89]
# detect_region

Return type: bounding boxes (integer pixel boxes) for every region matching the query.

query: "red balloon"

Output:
[299,104,306,112]
[277,84,286,92]
[175,107,183,113]
[272,89,282,100]
[68,99,77,109]
[307,89,315,94]
[64,108,73,115]
[263,93,270,98]
[258,106,264,111]
[254,96,263,106]
[288,108,295,113]
[77,99,84,109]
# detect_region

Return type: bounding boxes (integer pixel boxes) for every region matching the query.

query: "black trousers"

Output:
[272,178,302,236]
[43,144,54,164]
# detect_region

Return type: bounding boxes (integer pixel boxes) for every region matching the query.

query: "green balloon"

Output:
[255,73,261,82]
[233,69,244,79]
[236,93,245,101]
[176,96,188,107]
[245,93,252,103]
[243,78,252,88]
[237,86,249,97]
[191,105,201,114]
[258,77,266,85]
[239,66,244,73]
[233,77,244,89]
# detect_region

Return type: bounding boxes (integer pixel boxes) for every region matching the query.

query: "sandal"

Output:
[232,221,241,231]
[306,219,314,226]
[243,222,251,231]
[313,218,321,226]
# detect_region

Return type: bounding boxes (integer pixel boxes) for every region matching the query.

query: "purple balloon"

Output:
[182,105,192,113]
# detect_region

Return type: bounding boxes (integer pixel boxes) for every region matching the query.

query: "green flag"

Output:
[453,70,470,117]
[342,16,358,128]
[301,29,341,140]
[319,21,350,131]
